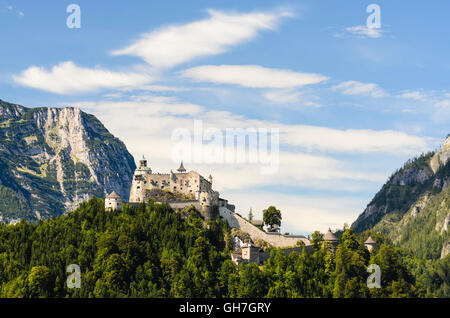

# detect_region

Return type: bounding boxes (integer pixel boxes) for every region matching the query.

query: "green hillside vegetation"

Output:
[353,152,435,233]
[351,148,450,297]
[374,186,450,260]
[1,198,443,298]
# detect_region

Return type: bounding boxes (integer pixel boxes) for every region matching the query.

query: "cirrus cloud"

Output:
[112,9,293,69]
[332,80,386,98]
[344,25,383,39]
[180,65,329,88]
[13,61,153,94]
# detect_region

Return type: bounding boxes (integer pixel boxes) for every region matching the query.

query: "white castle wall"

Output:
[129,170,216,203]
[105,197,122,211]
[219,207,310,248]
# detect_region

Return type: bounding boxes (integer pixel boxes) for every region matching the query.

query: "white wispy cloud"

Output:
[111,9,293,68]
[435,100,450,108]
[281,125,429,154]
[263,90,303,103]
[263,89,322,107]
[332,80,386,98]
[180,65,329,88]
[343,25,383,39]
[13,61,152,94]
[77,96,429,158]
[399,90,428,101]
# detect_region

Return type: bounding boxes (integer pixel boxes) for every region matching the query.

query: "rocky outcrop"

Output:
[441,241,450,259]
[351,136,450,260]
[430,136,450,173]
[351,154,434,233]
[0,99,136,222]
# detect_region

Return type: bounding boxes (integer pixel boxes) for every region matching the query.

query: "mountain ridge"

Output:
[0,99,136,223]
[351,136,450,259]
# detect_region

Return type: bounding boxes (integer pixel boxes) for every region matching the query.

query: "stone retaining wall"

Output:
[219,207,310,248]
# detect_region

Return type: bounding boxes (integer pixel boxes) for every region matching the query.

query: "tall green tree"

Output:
[263,206,282,231]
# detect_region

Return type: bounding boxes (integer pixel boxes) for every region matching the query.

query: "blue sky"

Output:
[1,0,449,234]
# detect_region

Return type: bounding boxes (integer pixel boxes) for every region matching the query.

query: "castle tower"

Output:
[364,236,377,252]
[241,243,260,264]
[105,191,123,212]
[177,161,186,173]
[324,228,339,253]
[138,155,152,173]
[139,156,147,168]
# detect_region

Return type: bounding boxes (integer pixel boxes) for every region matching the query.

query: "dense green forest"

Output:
[0,198,448,298]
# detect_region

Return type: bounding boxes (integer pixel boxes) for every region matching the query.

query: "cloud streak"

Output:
[112,9,293,68]
[13,61,152,94]
[343,25,383,39]
[180,65,328,88]
[332,81,386,98]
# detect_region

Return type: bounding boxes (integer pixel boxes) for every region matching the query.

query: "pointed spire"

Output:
[208,174,213,183]
[177,161,186,173]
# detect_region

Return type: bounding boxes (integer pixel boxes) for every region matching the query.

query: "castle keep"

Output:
[128,157,231,220]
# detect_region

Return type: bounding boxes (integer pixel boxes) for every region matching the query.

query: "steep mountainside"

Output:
[352,136,450,259]
[0,99,136,223]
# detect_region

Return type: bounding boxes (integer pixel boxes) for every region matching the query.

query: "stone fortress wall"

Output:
[130,170,214,202]
[219,206,310,248]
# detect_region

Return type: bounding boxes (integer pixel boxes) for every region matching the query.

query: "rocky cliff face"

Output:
[351,136,450,259]
[0,99,136,223]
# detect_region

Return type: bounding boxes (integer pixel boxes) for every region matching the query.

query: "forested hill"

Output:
[1,198,447,298]
[0,99,136,223]
[351,136,450,261]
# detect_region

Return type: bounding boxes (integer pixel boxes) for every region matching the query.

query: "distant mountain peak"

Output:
[0,99,136,223]
[430,135,450,173]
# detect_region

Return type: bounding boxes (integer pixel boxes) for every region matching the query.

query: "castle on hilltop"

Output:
[104,157,379,265]
[127,156,234,220]
[105,156,315,260]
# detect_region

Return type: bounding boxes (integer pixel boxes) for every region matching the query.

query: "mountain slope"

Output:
[0,99,136,223]
[351,136,450,259]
